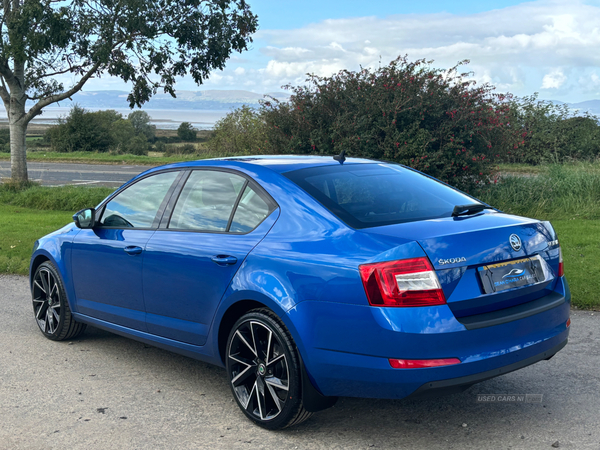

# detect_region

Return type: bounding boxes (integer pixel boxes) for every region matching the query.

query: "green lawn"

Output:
[553,220,600,310]
[0,204,71,275]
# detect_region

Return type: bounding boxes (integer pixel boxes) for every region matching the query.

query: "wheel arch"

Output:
[30,254,51,284]
[216,295,337,413]
[217,298,267,365]
[30,248,77,314]
[29,250,59,287]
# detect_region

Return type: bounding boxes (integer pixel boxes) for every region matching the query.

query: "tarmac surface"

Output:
[0,274,599,450]
[0,161,148,187]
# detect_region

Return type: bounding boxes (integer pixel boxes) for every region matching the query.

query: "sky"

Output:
[97,0,600,103]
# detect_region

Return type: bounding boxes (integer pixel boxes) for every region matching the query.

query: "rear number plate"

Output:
[478,256,545,294]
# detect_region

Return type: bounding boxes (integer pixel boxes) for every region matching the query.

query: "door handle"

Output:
[124,245,143,255]
[211,255,238,266]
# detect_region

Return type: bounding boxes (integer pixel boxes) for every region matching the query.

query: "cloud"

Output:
[197,0,600,101]
[541,68,567,89]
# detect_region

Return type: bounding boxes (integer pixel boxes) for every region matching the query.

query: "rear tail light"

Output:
[389,357,461,369]
[558,243,564,277]
[359,257,446,307]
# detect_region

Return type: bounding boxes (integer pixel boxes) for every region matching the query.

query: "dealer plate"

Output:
[478,256,545,294]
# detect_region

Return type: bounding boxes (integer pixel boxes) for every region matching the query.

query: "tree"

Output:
[0,0,258,182]
[128,110,156,141]
[209,105,268,155]
[177,122,197,141]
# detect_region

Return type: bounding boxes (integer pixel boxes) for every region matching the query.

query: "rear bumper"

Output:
[406,338,567,399]
[288,278,570,399]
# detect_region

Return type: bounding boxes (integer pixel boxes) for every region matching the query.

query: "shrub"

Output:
[177,122,197,141]
[109,119,136,153]
[209,105,268,155]
[125,134,149,156]
[45,105,116,152]
[154,141,166,153]
[43,106,157,155]
[261,56,521,191]
[505,95,600,164]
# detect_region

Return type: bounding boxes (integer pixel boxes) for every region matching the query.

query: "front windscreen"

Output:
[284,163,483,229]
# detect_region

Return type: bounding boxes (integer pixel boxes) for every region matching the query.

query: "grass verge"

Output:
[0,150,206,166]
[0,204,72,275]
[0,183,114,210]
[552,220,600,310]
[0,147,243,165]
[477,163,600,220]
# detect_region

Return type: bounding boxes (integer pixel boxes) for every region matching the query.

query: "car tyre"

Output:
[226,308,312,429]
[32,261,86,341]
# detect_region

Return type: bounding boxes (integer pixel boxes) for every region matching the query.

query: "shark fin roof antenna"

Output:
[333,150,347,164]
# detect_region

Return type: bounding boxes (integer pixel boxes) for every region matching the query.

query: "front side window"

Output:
[100,171,179,228]
[168,170,246,232]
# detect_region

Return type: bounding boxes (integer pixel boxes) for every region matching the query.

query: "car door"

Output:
[142,168,278,346]
[71,170,182,330]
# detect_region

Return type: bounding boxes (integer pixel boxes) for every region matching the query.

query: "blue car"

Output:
[30,156,570,429]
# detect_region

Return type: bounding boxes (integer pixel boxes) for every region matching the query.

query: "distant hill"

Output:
[567,100,600,116]
[43,93,600,116]
[59,89,291,111]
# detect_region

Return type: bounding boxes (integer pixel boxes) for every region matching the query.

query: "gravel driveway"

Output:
[1,274,598,450]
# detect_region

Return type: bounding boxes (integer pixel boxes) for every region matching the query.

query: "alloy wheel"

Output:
[32,266,62,335]
[228,320,290,421]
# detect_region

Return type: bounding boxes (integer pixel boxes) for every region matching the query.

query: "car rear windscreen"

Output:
[284,163,484,229]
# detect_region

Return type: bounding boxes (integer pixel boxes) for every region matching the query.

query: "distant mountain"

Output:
[60,89,291,111]
[567,100,600,116]
[54,92,600,116]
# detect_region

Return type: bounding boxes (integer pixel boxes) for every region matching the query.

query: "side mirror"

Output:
[73,208,96,229]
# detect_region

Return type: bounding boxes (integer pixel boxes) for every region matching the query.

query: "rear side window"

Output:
[169,170,246,232]
[229,186,271,233]
[284,163,481,229]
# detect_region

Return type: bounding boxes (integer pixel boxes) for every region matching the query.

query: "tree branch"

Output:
[0,59,17,88]
[0,77,9,109]
[23,61,102,124]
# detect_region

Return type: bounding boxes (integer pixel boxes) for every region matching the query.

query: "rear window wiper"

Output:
[451,203,488,217]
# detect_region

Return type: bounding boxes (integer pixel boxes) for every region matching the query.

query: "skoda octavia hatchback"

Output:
[30,156,570,429]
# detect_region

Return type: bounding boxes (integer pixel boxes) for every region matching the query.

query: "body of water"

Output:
[0,108,229,130]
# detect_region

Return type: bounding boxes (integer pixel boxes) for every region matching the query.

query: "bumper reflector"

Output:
[566,318,571,328]
[389,357,462,369]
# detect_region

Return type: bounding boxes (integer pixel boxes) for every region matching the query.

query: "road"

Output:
[0,161,150,187]
[0,274,599,450]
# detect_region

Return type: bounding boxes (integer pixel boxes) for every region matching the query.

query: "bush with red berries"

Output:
[261,57,521,191]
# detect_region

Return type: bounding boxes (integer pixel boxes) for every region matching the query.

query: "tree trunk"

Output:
[9,120,28,182]
[7,86,29,182]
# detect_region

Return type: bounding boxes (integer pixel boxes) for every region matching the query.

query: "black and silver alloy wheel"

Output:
[31,262,86,341]
[226,309,312,429]
[32,265,61,335]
